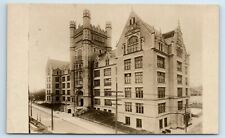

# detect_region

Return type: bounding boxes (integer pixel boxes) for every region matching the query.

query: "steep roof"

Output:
[162,30,175,39]
[46,59,70,70]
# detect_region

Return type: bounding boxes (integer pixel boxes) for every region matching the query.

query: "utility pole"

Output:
[115,82,118,134]
[28,88,31,133]
[184,103,188,133]
[51,93,54,131]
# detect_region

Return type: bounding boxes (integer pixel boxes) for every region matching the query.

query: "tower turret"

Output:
[83,9,91,29]
[105,21,112,49]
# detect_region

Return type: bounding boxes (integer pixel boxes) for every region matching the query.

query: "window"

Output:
[67,76,70,81]
[94,89,100,96]
[159,119,163,129]
[105,99,112,106]
[127,36,140,54]
[177,61,182,72]
[94,70,100,77]
[104,78,111,86]
[62,90,65,95]
[62,83,65,88]
[124,59,131,70]
[62,77,65,82]
[135,72,143,83]
[177,88,182,97]
[158,42,163,51]
[136,118,142,128]
[67,90,70,95]
[177,75,182,84]
[56,96,59,101]
[108,110,111,113]
[157,72,165,83]
[125,87,131,98]
[157,56,165,68]
[67,83,70,88]
[63,96,65,101]
[186,99,189,107]
[164,118,167,127]
[55,77,60,82]
[67,97,70,101]
[125,102,132,112]
[55,90,60,95]
[104,68,111,76]
[185,78,188,85]
[176,47,183,58]
[185,66,188,75]
[186,88,188,96]
[124,73,131,84]
[105,59,109,66]
[104,89,112,96]
[135,87,143,98]
[158,87,165,98]
[178,101,183,110]
[94,80,100,87]
[55,84,60,89]
[94,99,100,105]
[135,56,143,69]
[95,62,98,68]
[158,103,166,114]
[136,103,144,114]
[130,17,135,25]
[125,116,130,125]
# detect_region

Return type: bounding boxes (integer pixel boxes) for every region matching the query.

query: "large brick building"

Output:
[45,9,191,133]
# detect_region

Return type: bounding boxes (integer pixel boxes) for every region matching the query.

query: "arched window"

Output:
[127,36,140,54]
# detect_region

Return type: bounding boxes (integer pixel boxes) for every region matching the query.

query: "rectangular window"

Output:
[177,88,182,97]
[185,77,188,85]
[104,89,112,96]
[55,84,60,89]
[177,75,182,84]
[157,72,165,83]
[94,80,100,87]
[55,90,60,95]
[158,103,166,114]
[158,87,165,98]
[62,77,65,82]
[94,89,100,96]
[67,76,70,81]
[136,118,142,128]
[67,97,70,101]
[135,56,143,69]
[67,83,70,88]
[55,77,60,82]
[185,66,188,75]
[62,83,65,88]
[62,90,65,95]
[94,98,100,105]
[159,119,163,129]
[104,68,111,76]
[186,88,188,96]
[177,61,182,72]
[63,96,65,101]
[94,70,100,77]
[135,87,143,98]
[104,78,111,86]
[125,87,131,98]
[104,99,112,106]
[124,73,131,84]
[67,90,70,95]
[136,103,144,114]
[186,99,189,106]
[125,116,130,125]
[124,59,131,70]
[178,101,183,110]
[125,102,132,112]
[164,118,167,127]
[56,96,59,101]
[157,56,165,68]
[135,72,143,83]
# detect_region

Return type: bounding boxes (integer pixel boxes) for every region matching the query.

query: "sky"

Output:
[29,4,204,92]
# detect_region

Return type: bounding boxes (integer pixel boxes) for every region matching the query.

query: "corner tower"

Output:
[70,9,112,110]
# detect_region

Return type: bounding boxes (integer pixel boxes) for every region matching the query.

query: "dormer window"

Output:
[105,59,109,66]
[130,17,135,25]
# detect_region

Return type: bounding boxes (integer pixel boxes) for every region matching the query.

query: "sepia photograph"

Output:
[7,4,219,134]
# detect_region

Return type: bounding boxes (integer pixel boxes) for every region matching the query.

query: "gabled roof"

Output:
[46,59,70,70]
[162,30,175,39]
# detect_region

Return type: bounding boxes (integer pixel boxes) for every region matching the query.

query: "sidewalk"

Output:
[32,104,120,134]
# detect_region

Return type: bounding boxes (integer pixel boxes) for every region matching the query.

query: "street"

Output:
[31,104,118,134]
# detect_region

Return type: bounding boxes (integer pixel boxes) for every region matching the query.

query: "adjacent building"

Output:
[45,9,191,133]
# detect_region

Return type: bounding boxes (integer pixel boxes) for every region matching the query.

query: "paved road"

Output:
[31,104,118,134]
